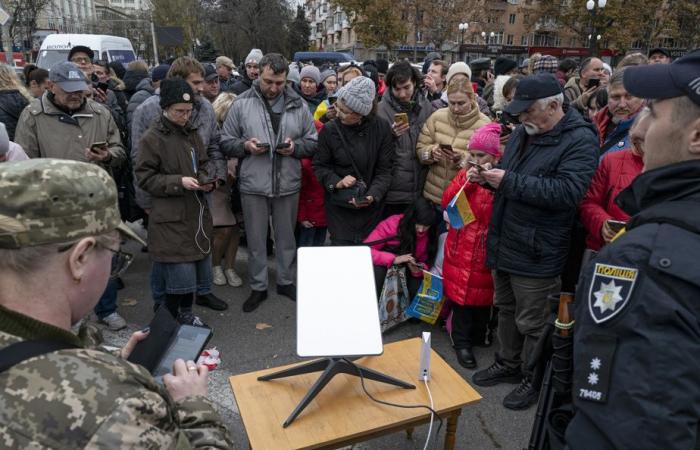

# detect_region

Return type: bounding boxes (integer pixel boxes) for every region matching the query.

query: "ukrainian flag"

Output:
[446,184,475,229]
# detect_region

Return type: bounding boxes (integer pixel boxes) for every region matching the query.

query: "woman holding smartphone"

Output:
[135,79,215,326]
[416,77,490,212]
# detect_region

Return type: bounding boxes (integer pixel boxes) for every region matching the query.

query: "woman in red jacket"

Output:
[297,120,328,247]
[441,122,501,369]
[365,198,438,299]
[579,107,650,251]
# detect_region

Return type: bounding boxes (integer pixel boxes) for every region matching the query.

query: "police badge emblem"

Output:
[588,263,638,324]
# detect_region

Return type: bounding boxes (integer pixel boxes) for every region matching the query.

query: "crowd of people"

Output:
[1,42,699,448]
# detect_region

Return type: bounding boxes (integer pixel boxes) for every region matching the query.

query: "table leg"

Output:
[406,427,414,439]
[443,411,461,450]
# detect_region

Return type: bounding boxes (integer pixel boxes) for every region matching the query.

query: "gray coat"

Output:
[376,91,433,205]
[130,92,226,209]
[220,82,317,197]
[126,78,154,132]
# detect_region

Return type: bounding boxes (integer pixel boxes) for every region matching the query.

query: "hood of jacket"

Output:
[617,160,700,234]
[133,77,154,95]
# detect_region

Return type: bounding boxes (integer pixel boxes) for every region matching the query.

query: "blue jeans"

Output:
[297,226,327,247]
[151,255,213,306]
[95,256,118,319]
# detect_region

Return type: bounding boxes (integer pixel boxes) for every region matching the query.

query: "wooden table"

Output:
[229,337,482,449]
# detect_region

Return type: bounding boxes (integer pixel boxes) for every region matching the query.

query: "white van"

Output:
[37,34,136,69]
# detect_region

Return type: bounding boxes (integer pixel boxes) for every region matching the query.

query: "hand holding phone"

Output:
[588,78,601,89]
[467,160,486,172]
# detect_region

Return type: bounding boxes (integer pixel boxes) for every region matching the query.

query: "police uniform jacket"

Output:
[565,160,700,449]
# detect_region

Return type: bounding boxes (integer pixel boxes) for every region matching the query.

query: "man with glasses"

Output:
[469,73,598,410]
[0,158,232,448]
[15,60,128,330]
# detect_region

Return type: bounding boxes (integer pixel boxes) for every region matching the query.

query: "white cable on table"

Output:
[423,376,434,450]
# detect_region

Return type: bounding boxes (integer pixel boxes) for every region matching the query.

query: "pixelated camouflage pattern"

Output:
[0,330,233,449]
[0,159,144,248]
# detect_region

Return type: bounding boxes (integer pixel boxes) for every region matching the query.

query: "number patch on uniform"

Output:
[588,263,638,324]
[575,334,617,404]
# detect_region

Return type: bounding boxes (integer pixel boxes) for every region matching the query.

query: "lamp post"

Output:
[458,22,468,62]
[586,0,607,57]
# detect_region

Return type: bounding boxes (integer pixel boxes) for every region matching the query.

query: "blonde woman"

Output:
[0,64,31,140]
[416,77,490,208]
[210,92,243,287]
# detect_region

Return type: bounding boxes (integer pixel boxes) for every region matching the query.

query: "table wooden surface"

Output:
[229,337,482,450]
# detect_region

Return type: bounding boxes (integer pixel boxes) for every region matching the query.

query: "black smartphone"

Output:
[96,81,109,92]
[588,78,600,89]
[607,219,626,233]
[439,143,454,152]
[198,177,218,187]
[90,141,108,152]
[256,143,271,149]
[328,96,337,105]
[467,160,486,172]
[275,143,291,149]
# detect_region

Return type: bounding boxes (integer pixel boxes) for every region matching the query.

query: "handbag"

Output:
[378,265,411,332]
[330,124,368,208]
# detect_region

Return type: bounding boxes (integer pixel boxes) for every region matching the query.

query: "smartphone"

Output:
[607,219,626,233]
[90,141,108,152]
[394,112,408,126]
[353,197,371,207]
[439,143,454,153]
[255,143,271,150]
[97,82,109,92]
[588,78,600,89]
[328,96,337,105]
[198,177,218,187]
[275,143,291,149]
[467,160,486,172]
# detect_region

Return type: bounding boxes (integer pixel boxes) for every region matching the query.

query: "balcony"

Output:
[342,19,350,28]
[535,20,558,32]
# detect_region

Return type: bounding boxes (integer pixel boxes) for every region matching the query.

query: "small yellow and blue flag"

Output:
[446,183,475,229]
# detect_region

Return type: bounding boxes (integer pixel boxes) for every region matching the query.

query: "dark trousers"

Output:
[296,225,328,247]
[94,255,118,319]
[373,265,422,300]
[450,304,493,349]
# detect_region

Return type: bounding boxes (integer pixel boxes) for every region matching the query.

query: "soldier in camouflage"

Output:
[0,159,233,449]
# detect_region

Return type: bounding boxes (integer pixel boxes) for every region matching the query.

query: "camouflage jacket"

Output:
[0,306,233,449]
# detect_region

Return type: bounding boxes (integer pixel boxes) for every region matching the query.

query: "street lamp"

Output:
[458,22,468,62]
[489,31,495,45]
[586,0,606,57]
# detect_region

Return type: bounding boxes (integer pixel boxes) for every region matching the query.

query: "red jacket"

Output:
[297,158,327,227]
[579,149,643,250]
[365,214,429,278]
[440,169,495,306]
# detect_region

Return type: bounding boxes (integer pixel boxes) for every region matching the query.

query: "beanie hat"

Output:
[375,59,389,75]
[468,123,502,157]
[533,55,559,74]
[494,57,517,76]
[320,69,336,83]
[446,62,472,85]
[287,63,301,84]
[337,76,375,116]
[160,78,195,109]
[151,64,170,82]
[245,48,263,65]
[0,123,8,156]
[300,65,321,84]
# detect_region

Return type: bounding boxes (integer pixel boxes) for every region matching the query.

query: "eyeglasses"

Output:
[71,57,92,64]
[170,108,193,117]
[58,240,134,279]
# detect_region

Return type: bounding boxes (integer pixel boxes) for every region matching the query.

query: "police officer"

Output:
[565,49,700,448]
[0,159,233,448]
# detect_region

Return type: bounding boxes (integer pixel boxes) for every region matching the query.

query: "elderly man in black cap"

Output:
[469,73,599,410]
[562,48,700,450]
[648,47,672,65]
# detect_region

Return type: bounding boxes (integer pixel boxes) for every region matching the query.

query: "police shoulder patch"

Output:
[588,263,638,324]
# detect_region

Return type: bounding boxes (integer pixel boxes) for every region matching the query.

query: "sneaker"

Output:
[243,290,268,313]
[177,311,209,328]
[99,312,127,331]
[212,266,226,286]
[225,268,243,287]
[472,360,522,387]
[276,284,296,302]
[195,293,229,311]
[503,378,539,410]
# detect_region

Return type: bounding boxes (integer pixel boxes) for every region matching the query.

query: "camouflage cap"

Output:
[0,159,146,248]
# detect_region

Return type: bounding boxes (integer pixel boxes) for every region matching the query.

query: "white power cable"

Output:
[193,191,211,254]
[423,376,435,450]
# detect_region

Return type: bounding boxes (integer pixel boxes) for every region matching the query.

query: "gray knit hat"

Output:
[287,63,301,84]
[320,69,336,83]
[300,65,321,84]
[337,76,375,116]
[245,48,263,65]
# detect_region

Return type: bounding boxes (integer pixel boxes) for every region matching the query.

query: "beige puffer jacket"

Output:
[416,101,490,204]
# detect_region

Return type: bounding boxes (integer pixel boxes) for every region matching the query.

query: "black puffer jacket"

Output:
[0,90,29,141]
[486,107,598,278]
[122,69,149,100]
[313,116,393,243]
[230,71,254,95]
[376,90,433,205]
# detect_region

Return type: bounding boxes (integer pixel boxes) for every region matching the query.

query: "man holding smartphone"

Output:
[564,57,606,116]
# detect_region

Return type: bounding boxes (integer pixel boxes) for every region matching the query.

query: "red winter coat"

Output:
[297,157,327,227]
[579,149,643,250]
[440,169,495,306]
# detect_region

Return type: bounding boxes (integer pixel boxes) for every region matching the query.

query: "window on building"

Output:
[509,14,516,24]
[488,32,504,44]
[554,35,562,46]
[521,35,528,46]
[417,10,424,24]
[507,0,519,4]
[417,31,423,43]
[631,39,643,49]
[507,34,514,45]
